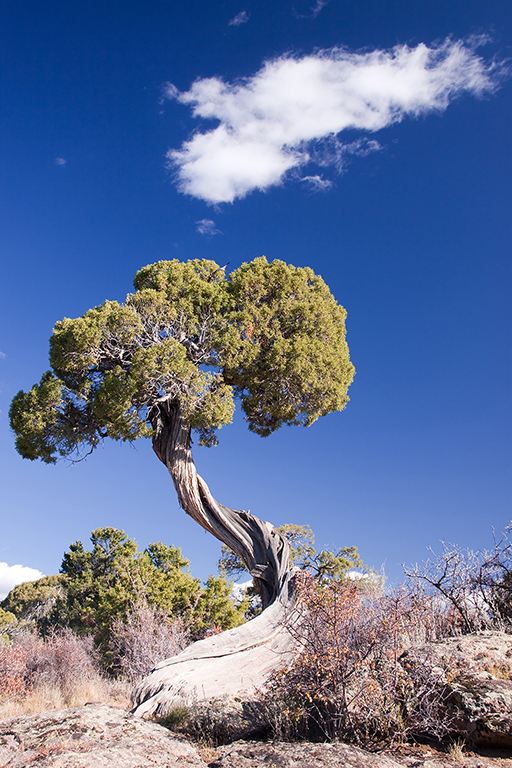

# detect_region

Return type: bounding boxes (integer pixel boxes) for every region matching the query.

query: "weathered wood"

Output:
[131,571,299,718]
[149,398,293,609]
[133,398,299,716]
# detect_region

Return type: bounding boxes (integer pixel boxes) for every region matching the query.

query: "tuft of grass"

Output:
[158,705,191,729]
[196,740,218,764]
[447,738,465,762]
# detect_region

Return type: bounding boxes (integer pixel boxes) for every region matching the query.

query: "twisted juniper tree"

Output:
[10,257,354,610]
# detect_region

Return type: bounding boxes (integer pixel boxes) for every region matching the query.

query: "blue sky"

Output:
[1,0,511,595]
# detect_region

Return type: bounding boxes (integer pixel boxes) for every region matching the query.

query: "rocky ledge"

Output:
[0,703,204,768]
[401,631,512,747]
[2,704,512,768]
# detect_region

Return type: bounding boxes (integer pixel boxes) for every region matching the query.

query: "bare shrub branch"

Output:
[404,527,512,633]
[108,599,190,682]
[261,575,457,744]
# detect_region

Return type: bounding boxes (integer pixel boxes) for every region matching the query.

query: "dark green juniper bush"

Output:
[10,257,354,609]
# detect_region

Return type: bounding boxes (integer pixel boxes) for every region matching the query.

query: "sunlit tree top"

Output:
[10,256,355,463]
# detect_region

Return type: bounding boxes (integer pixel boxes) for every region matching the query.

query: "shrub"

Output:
[404,525,512,633]
[0,629,116,716]
[261,574,456,744]
[109,600,189,682]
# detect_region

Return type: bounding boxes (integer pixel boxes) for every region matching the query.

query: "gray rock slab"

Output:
[210,740,404,768]
[211,740,512,768]
[0,702,206,767]
[400,631,512,747]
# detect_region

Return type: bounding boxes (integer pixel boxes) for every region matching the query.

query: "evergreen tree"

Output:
[2,528,246,661]
[10,258,354,609]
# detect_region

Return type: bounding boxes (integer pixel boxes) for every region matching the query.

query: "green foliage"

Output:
[10,257,354,461]
[276,524,316,569]
[311,545,364,583]
[1,574,68,636]
[0,607,17,642]
[60,528,245,656]
[225,258,354,436]
[158,705,191,730]
[2,528,246,668]
[219,524,365,583]
[1,574,66,616]
[192,575,249,638]
[9,373,82,464]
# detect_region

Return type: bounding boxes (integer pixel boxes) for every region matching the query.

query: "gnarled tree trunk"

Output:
[131,398,299,718]
[149,397,293,609]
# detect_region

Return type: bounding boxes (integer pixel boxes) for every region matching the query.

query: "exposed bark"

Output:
[131,573,299,718]
[148,397,292,609]
[132,399,298,718]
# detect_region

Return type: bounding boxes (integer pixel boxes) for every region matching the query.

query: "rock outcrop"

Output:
[400,631,512,747]
[207,739,512,768]
[2,701,512,768]
[210,739,405,768]
[0,703,205,767]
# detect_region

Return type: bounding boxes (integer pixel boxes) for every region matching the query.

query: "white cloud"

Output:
[165,38,503,203]
[0,351,6,360]
[299,174,332,191]
[0,562,44,601]
[229,11,249,26]
[311,0,331,18]
[196,218,222,235]
[55,157,67,165]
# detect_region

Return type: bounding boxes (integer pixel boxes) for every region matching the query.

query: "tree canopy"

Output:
[10,257,354,461]
[10,257,355,609]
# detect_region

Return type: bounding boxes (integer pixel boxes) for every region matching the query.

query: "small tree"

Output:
[10,257,354,610]
[1,575,67,637]
[2,528,246,665]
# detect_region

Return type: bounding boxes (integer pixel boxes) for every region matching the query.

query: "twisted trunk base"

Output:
[131,571,298,718]
[131,399,298,717]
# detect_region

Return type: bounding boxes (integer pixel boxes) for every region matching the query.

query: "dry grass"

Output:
[195,741,219,763]
[0,680,105,718]
[447,738,466,762]
[0,629,132,719]
[485,662,512,680]
[0,680,133,719]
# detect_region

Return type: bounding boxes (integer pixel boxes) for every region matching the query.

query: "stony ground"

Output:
[212,740,512,768]
[0,703,203,767]
[2,704,512,768]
